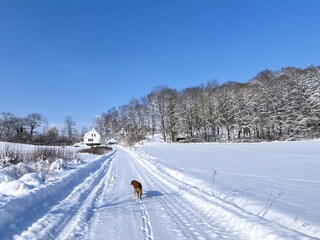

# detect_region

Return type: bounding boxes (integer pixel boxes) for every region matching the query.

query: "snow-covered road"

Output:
[1,146,316,240]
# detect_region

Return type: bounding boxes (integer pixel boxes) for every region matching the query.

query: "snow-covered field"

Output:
[0,139,319,239]
[135,139,320,239]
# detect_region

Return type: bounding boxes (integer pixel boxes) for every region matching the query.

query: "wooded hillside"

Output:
[95,66,320,144]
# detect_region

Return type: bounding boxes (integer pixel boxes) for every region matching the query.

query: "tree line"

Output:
[95,66,320,144]
[0,113,83,145]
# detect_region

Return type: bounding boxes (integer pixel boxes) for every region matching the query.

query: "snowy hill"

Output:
[0,140,319,239]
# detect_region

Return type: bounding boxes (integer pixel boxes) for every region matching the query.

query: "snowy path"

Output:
[123,147,240,239]
[1,146,316,240]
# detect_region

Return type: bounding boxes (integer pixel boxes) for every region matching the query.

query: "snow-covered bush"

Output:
[50,159,67,171]
[0,170,18,183]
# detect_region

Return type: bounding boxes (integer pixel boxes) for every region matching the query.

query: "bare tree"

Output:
[146,92,158,137]
[63,116,78,142]
[0,112,16,141]
[154,86,178,142]
[47,127,59,143]
[24,113,43,140]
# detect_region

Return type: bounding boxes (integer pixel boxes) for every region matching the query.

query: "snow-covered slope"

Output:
[0,140,319,239]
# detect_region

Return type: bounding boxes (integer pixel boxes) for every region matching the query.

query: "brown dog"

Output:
[131,180,143,199]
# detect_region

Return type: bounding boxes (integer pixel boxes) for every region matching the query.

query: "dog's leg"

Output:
[138,189,142,199]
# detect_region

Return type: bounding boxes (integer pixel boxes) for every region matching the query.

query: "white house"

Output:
[83,129,101,146]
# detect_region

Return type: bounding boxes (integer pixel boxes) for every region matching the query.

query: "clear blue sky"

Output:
[1,0,319,130]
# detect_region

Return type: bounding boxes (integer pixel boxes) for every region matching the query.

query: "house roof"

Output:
[84,129,100,138]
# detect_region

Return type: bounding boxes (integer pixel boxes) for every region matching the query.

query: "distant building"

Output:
[108,138,118,145]
[83,129,101,146]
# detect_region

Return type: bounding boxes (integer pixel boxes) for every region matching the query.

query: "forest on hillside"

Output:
[95,66,320,145]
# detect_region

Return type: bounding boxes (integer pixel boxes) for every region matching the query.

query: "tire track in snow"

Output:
[86,147,154,240]
[139,199,154,240]
[56,154,119,239]
[13,152,117,240]
[120,148,154,240]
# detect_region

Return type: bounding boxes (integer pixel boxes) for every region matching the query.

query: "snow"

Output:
[0,139,319,239]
